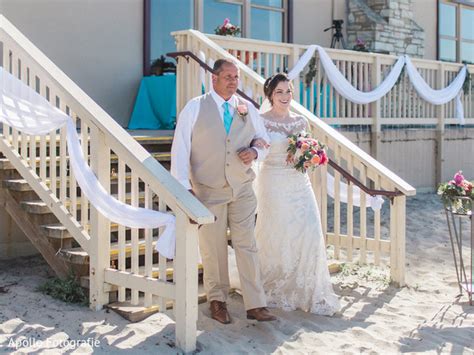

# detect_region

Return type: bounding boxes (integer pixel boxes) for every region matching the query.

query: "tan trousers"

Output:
[194,182,266,311]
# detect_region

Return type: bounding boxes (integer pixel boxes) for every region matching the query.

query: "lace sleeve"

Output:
[289,116,309,135]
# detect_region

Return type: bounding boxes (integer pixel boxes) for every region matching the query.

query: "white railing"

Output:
[207,34,474,187]
[1,16,213,352]
[173,29,416,286]
[208,33,474,125]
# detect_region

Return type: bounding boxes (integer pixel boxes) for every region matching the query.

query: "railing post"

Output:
[289,46,301,103]
[174,209,199,352]
[175,34,188,116]
[436,62,445,187]
[88,126,111,310]
[370,55,382,160]
[390,195,406,286]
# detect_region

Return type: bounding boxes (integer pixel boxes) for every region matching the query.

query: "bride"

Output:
[253,73,340,315]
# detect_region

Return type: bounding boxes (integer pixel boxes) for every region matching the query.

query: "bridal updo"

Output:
[263,73,293,105]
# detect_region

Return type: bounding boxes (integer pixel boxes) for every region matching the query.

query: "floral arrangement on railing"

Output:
[438,171,473,214]
[287,131,328,173]
[215,18,240,36]
[352,38,369,52]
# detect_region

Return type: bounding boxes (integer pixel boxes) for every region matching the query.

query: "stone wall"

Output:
[347,0,425,57]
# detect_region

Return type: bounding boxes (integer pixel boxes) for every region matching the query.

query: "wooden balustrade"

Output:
[1,15,213,353]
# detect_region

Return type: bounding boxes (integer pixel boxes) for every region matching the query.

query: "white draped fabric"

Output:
[326,173,384,211]
[288,45,405,104]
[404,55,466,125]
[0,67,177,258]
[287,45,467,123]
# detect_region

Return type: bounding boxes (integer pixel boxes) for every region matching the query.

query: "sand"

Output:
[0,193,473,354]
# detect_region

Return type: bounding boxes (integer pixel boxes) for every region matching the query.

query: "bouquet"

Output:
[287,131,328,173]
[437,171,473,214]
[214,18,241,36]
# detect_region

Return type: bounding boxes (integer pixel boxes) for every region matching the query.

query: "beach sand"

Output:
[0,193,472,354]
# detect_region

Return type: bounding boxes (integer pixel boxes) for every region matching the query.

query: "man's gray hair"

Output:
[213,58,238,74]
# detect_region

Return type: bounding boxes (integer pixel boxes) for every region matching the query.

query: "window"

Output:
[202,0,287,41]
[251,1,285,42]
[144,0,289,74]
[204,1,242,36]
[144,0,194,75]
[438,1,474,63]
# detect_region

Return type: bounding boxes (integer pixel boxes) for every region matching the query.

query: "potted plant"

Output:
[150,55,176,76]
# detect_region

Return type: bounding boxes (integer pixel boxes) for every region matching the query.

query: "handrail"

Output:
[167,51,258,107]
[168,50,403,199]
[0,15,214,225]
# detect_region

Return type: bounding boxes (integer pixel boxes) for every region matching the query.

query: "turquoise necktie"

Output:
[222,102,233,134]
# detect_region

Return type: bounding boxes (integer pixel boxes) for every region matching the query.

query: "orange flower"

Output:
[311,155,321,165]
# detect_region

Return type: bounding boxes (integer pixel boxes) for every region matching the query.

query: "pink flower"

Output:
[223,18,230,26]
[237,104,248,115]
[236,104,248,120]
[319,152,328,165]
[454,171,464,186]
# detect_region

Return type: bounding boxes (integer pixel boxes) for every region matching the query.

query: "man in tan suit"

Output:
[171,59,276,324]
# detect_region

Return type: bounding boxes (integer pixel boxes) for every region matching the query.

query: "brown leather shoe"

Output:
[210,301,231,324]
[247,307,277,322]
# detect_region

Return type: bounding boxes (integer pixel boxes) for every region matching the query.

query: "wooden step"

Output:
[3,178,35,191]
[42,222,118,239]
[19,192,151,215]
[59,236,161,264]
[0,152,171,170]
[0,158,17,170]
[6,131,174,145]
[3,171,147,191]
[106,285,206,323]
[130,133,174,146]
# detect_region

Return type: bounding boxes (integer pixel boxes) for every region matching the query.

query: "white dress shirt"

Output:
[171,89,270,189]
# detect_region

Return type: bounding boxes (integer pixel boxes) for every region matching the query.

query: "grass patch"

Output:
[37,272,88,306]
[338,262,391,288]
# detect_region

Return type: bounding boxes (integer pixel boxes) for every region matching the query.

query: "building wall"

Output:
[1,0,143,127]
[412,0,437,60]
[293,0,438,60]
[292,0,340,48]
[1,0,143,258]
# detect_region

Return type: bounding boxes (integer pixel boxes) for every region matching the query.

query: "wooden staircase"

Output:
[0,132,181,296]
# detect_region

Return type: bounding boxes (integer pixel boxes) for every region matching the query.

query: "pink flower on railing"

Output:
[454,171,464,186]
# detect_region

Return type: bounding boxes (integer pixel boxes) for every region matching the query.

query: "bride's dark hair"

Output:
[264,73,293,105]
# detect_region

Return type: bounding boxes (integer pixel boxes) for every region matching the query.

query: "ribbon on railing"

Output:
[287,45,467,124]
[0,67,177,259]
[326,173,384,211]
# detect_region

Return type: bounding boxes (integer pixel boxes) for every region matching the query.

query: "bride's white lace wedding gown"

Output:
[255,115,340,315]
